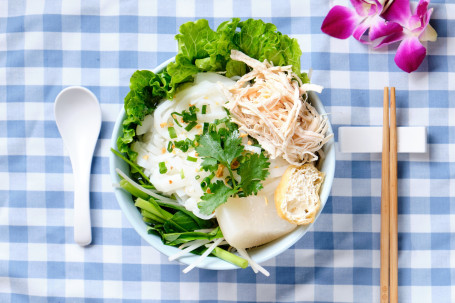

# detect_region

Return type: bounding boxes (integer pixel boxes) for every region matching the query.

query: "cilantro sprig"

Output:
[195,119,270,215]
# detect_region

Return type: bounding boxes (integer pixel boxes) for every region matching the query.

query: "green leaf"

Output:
[156,201,215,229]
[166,18,309,98]
[204,18,241,66]
[198,180,238,216]
[200,157,218,172]
[167,19,218,89]
[150,226,223,246]
[225,59,247,78]
[117,69,171,162]
[234,19,309,83]
[167,56,199,86]
[195,130,243,168]
[177,19,217,59]
[237,152,270,196]
[223,130,244,165]
[195,132,224,162]
[164,211,200,233]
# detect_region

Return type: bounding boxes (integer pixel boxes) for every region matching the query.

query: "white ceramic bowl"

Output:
[109,58,336,270]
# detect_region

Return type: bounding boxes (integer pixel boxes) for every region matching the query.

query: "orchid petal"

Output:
[408,15,422,31]
[420,23,437,42]
[369,16,403,41]
[367,1,382,15]
[321,6,361,39]
[382,0,395,13]
[394,36,427,73]
[419,7,433,32]
[350,0,371,16]
[416,0,430,17]
[374,31,405,48]
[352,19,372,43]
[381,0,412,26]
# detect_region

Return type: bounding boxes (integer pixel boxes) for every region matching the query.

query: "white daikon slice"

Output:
[215,193,296,249]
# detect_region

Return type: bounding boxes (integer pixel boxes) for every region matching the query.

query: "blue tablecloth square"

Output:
[84,262,104,280]
[81,15,101,33]
[43,14,62,32]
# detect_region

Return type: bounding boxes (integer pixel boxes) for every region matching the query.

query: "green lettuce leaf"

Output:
[225,59,246,78]
[167,19,218,89]
[166,18,309,92]
[234,19,309,83]
[117,69,171,161]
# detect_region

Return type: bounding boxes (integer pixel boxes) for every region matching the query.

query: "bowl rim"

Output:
[109,57,336,270]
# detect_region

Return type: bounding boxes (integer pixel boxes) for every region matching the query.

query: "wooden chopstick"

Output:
[380,87,390,303]
[380,87,399,302]
[389,87,398,303]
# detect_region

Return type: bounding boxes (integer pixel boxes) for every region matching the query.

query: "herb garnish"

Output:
[195,117,270,215]
[171,105,199,127]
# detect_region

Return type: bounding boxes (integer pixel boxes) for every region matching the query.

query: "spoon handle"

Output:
[73,157,92,246]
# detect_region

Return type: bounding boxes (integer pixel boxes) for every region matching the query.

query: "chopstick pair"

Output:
[380,87,398,303]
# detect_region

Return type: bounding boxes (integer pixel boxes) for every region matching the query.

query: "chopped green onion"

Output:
[195,175,201,180]
[209,122,217,133]
[184,105,198,123]
[175,139,193,152]
[223,107,231,116]
[159,162,167,174]
[201,105,207,114]
[187,156,197,162]
[168,127,177,139]
[203,122,209,134]
[171,112,183,127]
[167,141,174,153]
[185,122,198,132]
[180,169,185,179]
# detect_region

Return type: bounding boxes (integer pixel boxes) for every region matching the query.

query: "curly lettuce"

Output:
[117,70,171,161]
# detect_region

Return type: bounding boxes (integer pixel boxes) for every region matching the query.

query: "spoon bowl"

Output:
[54,86,102,246]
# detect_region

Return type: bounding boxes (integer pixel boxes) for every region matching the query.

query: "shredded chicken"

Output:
[223,50,333,165]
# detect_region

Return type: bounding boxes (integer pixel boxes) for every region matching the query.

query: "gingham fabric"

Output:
[1,0,454,302]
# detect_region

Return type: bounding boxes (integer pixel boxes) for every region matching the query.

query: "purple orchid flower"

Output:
[378,0,437,73]
[321,0,402,44]
[321,0,437,73]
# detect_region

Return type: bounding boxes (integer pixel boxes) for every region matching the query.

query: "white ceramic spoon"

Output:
[54,86,102,246]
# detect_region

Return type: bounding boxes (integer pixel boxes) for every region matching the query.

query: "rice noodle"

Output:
[243,145,262,154]
[132,73,236,219]
[116,168,180,206]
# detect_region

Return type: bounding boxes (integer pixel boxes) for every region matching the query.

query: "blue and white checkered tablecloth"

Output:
[1,0,454,302]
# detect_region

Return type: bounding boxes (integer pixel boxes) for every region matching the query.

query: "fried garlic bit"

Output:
[223,50,332,165]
